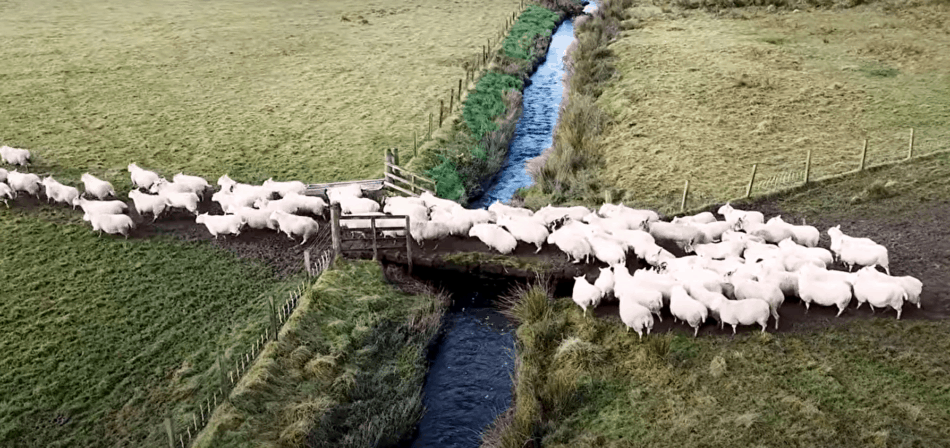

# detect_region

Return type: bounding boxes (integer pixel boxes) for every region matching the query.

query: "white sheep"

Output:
[0,168,7,182]
[726,272,784,329]
[688,239,745,260]
[853,267,907,319]
[7,170,42,197]
[777,238,834,266]
[127,163,160,190]
[547,224,593,263]
[262,178,307,198]
[619,298,654,340]
[80,173,116,200]
[594,266,615,300]
[172,173,211,196]
[0,182,13,207]
[283,192,327,216]
[607,229,656,259]
[671,211,716,225]
[534,204,591,225]
[468,223,518,254]
[670,285,708,337]
[159,190,200,216]
[643,244,677,269]
[234,206,278,230]
[641,220,706,251]
[632,269,680,306]
[734,217,796,245]
[384,201,429,223]
[693,220,735,243]
[714,296,771,334]
[797,264,852,316]
[83,212,134,238]
[683,282,728,325]
[0,146,31,166]
[583,212,634,234]
[195,213,246,239]
[217,174,238,191]
[836,238,890,274]
[742,240,783,264]
[40,176,79,207]
[211,190,239,214]
[720,229,766,245]
[338,196,381,214]
[584,228,628,266]
[128,190,168,222]
[717,203,764,226]
[613,266,664,322]
[496,214,549,253]
[488,200,534,220]
[853,266,923,309]
[766,216,819,247]
[599,203,660,225]
[73,197,128,215]
[270,210,320,245]
[572,275,601,316]
[150,178,195,195]
[428,208,471,236]
[409,220,451,245]
[327,184,365,204]
[755,261,800,299]
[254,196,299,214]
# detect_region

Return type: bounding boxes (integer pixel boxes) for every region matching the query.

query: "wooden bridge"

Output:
[303,148,435,198]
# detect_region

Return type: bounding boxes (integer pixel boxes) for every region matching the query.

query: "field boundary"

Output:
[164,248,334,448]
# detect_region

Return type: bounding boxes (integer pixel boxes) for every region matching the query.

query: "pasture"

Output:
[594,0,950,214]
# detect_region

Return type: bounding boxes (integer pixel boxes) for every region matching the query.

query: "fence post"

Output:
[907,128,915,159]
[269,296,278,341]
[217,355,227,394]
[165,417,175,448]
[330,203,342,258]
[439,100,444,128]
[392,147,399,166]
[449,89,454,114]
[428,113,432,139]
[304,249,311,276]
[803,150,812,184]
[370,218,378,261]
[745,164,757,198]
[413,131,417,157]
[405,216,413,275]
[458,79,462,102]
[680,180,689,212]
[859,138,868,171]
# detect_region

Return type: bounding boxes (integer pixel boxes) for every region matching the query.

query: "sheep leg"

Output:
[535,244,542,254]
[804,302,810,314]
[835,305,846,317]
[896,308,902,320]
[855,301,862,309]
[773,311,780,330]
[694,326,699,338]
[732,325,737,336]
[867,304,875,313]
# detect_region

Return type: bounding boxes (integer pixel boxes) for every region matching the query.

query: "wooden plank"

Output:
[340,214,408,220]
[383,181,420,197]
[384,171,424,193]
[385,163,436,185]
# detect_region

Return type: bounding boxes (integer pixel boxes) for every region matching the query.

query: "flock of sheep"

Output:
[0,146,369,244]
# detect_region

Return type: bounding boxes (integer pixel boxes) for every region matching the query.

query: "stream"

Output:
[408,7,584,448]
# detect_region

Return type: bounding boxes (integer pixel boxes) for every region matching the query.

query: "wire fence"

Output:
[164,248,335,448]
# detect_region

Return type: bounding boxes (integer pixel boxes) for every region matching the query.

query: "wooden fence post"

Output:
[330,202,342,258]
[680,180,689,212]
[907,128,915,159]
[803,150,812,184]
[745,164,757,198]
[439,100,444,128]
[371,218,378,261]
[413,131,417,157]
[405,216,413,275]
[449,89,454,114]
[428,113,432,139]
[165,417,175,448]
[859,139,869,171]
[458,79,462,102]
[304,249,311,276]
[269,296,278,341]
[392,147,399,166]
[217,355,227,393]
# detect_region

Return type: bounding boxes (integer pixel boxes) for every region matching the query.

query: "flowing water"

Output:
[409,8,586,448]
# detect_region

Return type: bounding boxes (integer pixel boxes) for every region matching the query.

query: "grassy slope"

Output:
[595,1,950,214]
[0,206,293,447]
[0,0,520,188]
[196,259,445,447]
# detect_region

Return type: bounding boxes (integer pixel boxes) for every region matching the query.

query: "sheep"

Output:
[643,244,677,268]
[254,196,299,214]
[150,178,195,195]
[641,220,706,251]
[327,184,364,204]
[693,220,735,243]
[211,190,239,214]
[777,238,834,266]
[594,266,615,300]
[583,212,634,234]
[385,195,426,209]
[270,210,321,245]
[158,190,200,216]
[0,182,12,207]
[632,269,679,305]
[234,206,278,230]
[714,296,771,334]
[83,212,134,238]
[435,208,493,236]
[72,197,128,215]
[488,200,533,220]
[547,224,593,263]
[409,220,451,245]
[338,196,381,214]
[281,192,327,217]
[734,217,796,245]
[127,190,168,222]
[419,191,459,211]
[496,214,549,253]
[827,225,879,259]
[340,211,385,231]
[0,146,31,166]
[599,203,660,225]
[262,178,307,198]
[852,267,907,318]
[717,203,764,226]
[766,216,819,247]
[195,213,246,239]
[0,168,7,182]
[80,173,116,200]
[797,264,853,317]
[383,200,429,223]
[742,240,783,264]
[572,275,601,316]
[534,204,591,225]
[469,223,518,254]
[720,229,766,245]
[585,228,628,266]
[671,211,717,225]
[40,176,79,207]
[836,238,890,275]
[725,271,784,329]
[683,282,729,325]
[127,163,160,190]
[665,265,725,295]
[619,298,654,340]
[755,261,800,299]
[7,170,42,197]
[852,266,923,309]
[688,239,746,260]
[172,173,211,196]
[670,285,708,337]
[613,266,665,322]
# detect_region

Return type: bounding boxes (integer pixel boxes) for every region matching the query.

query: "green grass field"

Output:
[588,0,950,214]
[486,284,950,448]
[196,259,445,448]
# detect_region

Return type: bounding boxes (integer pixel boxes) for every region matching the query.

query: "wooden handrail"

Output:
[384,171,434,195]
[383,181,422,197]
[385,163,436,185]
[339,214,409,220]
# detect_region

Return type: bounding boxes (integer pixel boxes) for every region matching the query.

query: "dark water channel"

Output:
[407,8,586,448]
